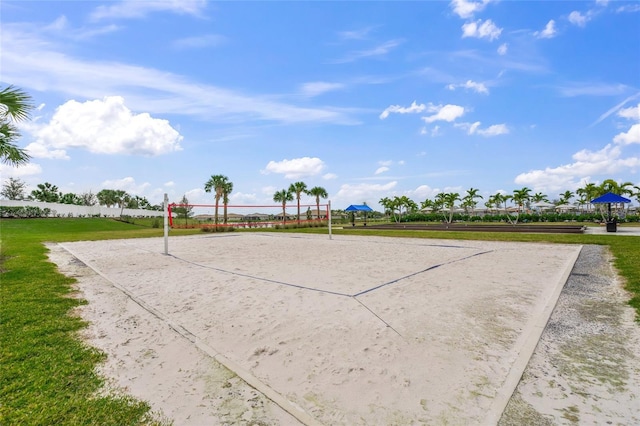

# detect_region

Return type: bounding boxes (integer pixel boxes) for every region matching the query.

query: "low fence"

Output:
[0,200,164,218]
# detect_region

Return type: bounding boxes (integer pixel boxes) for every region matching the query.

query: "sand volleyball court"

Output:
[50,233,582,425]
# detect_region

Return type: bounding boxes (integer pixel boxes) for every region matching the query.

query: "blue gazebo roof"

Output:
[345,204,373,212]
[590,192,631,204]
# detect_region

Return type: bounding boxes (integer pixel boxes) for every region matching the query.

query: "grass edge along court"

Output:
[1,218,639,425]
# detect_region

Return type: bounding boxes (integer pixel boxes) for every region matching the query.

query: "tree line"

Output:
[379,180,640,224]
[1,178,161,210]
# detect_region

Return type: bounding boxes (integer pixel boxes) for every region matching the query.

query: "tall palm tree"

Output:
[204,174,230,225]
[308,186,328,220]
[0,85,34,166]
[273,189,294,224]
[288,181,308,224]
[221,181,234,224]
[512,187,532,212]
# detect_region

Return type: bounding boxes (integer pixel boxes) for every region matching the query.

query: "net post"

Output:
[163,193,169,255]
[328,200,332,240]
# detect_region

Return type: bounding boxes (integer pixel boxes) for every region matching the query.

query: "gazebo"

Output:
[590,192,632,232]
[345,204,373,226]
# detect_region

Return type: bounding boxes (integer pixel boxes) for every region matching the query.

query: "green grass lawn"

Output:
[1,218,638,425]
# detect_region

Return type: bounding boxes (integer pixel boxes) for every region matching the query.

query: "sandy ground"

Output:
[46,233,640,425]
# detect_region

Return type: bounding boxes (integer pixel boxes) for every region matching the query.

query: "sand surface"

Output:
[47,233,639,425]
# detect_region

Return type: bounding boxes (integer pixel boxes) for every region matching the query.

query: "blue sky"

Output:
[2,0,639,210]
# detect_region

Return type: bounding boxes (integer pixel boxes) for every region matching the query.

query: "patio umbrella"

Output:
[591,192,632,233]
[590,192,631,220]
[345,204,373,226]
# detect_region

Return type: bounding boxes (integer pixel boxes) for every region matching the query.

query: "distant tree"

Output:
[97,189,118,207]
[288,181,308,224]
[173,194,193,225]
[79,191,97,206]
[0,85,34,166]
[531,192,549,203]
[222,180,234,224]
[437,192,461,224]
[558,190,574,205]
[308,186,328,220]
[59,192,83,205]
[273,188,294,225]
[31,182,61,202]
[204,174,230,225]
[462,187,483,214]
[1,177,27,200]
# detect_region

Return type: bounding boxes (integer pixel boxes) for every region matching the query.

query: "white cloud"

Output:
[24,142,70,160]
[497,43,508,55]
[323,173,338,180]
[450,0,492,19]
[101,176,151,195]
[613,124,640,145]
[422,104,466,123]
[375,166,390,175]
[333,39,403,63]
[262,157,326,179]
[618,103,640,121]
[91,0,206,21]
[2,27,356,125]
[479,123,508,136]
[0,163,43,180]
[33,96,183,157]
[171,34,226,49]
[229,191,258,204]
[461,19,502,41]
[380,101,426,119]
[457,121,509,136]
[568,11,590,27]
[514,144,640,192]
[338,27,375,40]
[300,82,345,98]
[535,20,557,39]
[447,80,489,94]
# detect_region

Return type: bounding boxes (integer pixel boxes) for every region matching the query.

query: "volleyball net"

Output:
[167,202,331,230]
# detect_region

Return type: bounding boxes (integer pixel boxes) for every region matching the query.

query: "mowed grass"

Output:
[0,218,200,425]
[1,218,638,425]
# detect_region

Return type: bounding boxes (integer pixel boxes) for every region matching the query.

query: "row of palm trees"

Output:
[379,180,640,224]
[203,175,329,225]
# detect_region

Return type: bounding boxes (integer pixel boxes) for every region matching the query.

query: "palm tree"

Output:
[273,189,294,225]
[0,85,34,166]
[440,192,461,224]
[558,190,574,205]
[379,196,394,220]
[512,187,531,212]
[490,192,508,215]
[577,182,599,212]
[308,186,328,220]
[204,174,230,225]
[288,181,308,224]
[462,187,483,215]
[222,181,233,224]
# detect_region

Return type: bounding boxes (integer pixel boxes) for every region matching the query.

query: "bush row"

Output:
[400,211,640,223]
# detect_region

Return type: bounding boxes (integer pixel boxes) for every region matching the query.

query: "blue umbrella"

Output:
[345,204,373,226]
[591,192,631,226]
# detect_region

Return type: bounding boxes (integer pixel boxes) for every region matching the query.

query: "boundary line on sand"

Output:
[483,244,583,425]
[58,242,324,426]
